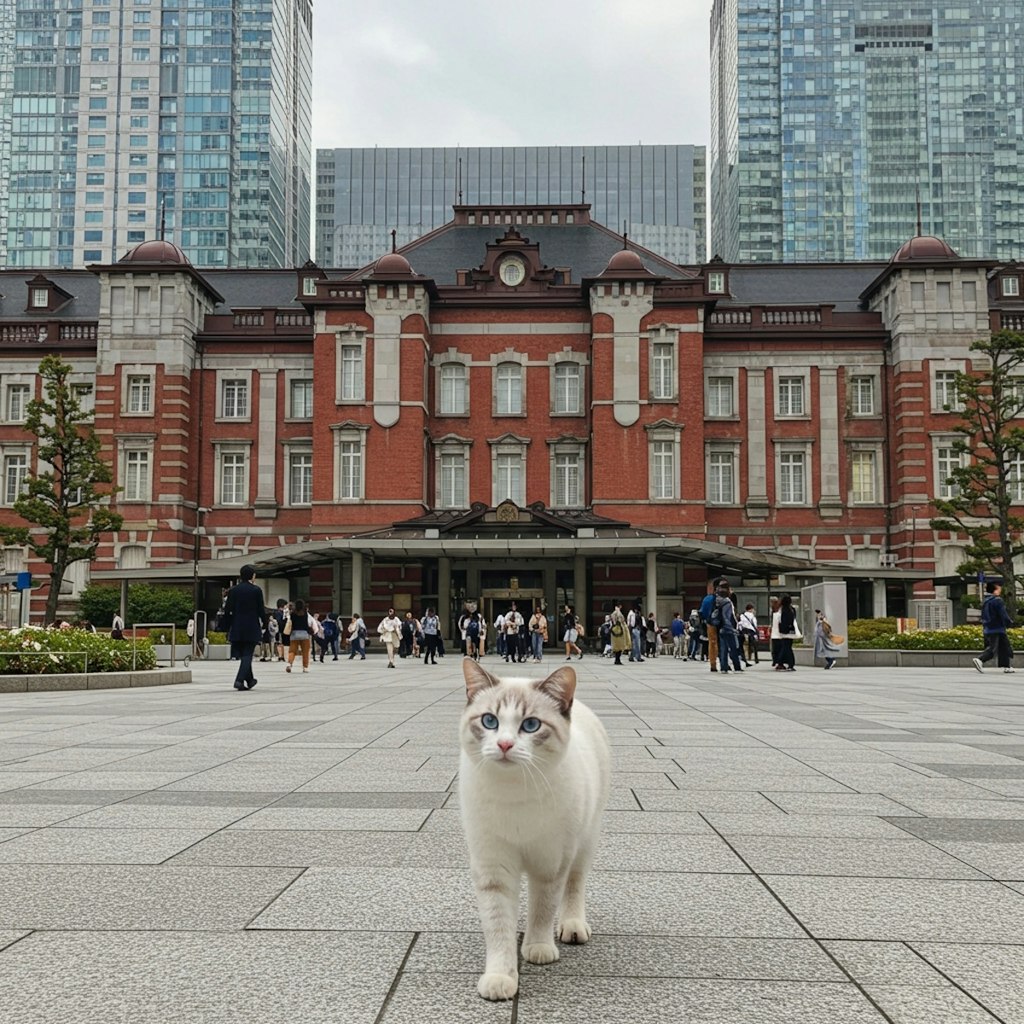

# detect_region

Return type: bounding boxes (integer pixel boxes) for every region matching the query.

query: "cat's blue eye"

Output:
[520,717,541,733]
[481,713,499,730]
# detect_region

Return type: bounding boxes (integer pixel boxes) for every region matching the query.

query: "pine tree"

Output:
[931,330,1024,618]
[0,355,122,624]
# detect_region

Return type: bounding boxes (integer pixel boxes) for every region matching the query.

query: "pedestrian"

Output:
[739,603,759,664]
[284,598,314,674]
[466,610,484,660]
[493,609,506,660]
[716,583,744,673]
[563,604,583,661]
[421,607,440,664]
[974,581,1015,673]
[627,603,644,662]
[528,606,547,662]
[768,596,782,667]
[347,612,367,660]
[670,612,685,658]
[260,614,276,662]
[400,612,415,659]
[378,608,402,668]
[609,600,630,665]
[223,564,267,691]
[111,611,125,641]
[504,602,524,663]
[700,576,726,672]
[686,609,702,660]
[775,593,799,671]
[273,599,289,661]
[646,611,659,657]
[458,606,471,656]
[813,609,842,669]
[322,613,339,660]
[599,614,612,657]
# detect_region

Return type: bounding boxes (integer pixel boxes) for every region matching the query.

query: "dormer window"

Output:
[30,287,48,309]
[302,276,317,297]
[1003,276,1020,297]
[707,271,726,294]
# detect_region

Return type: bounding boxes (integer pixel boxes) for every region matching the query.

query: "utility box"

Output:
[800,582,848,660]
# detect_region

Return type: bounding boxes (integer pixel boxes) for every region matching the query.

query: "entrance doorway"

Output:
[481,590,544,654]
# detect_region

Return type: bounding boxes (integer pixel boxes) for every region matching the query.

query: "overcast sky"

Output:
[310,1,713,152]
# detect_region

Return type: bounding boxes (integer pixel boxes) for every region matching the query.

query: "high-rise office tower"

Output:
[0,0,312,269]
[710,1,1024,262]
[315,145,707,266]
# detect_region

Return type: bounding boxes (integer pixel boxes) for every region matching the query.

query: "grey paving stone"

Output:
[0,804,108,827]
[593,832,748,873]
[893,797,1024,818]
[123,790,284,807]
[378,972,513,1024]
[765,793,924,816]
[292,770,457,792]
[0,789,139,805]
[227,806,431,831]
[26,770,196,790]
[407,931,846,981]
[0,930,406,1024]
[885,817,1024,843]
[169,829,469,868]
[0,772,71,790]
[600,810,716,834]
[512,977,886,1023]
[0,864,302,929]
[273,791,450,808]
[729,837,987,879]
[0,930,29,952]
[634,791,781,813]
[250,867,803,937]
[861,985,1001,1023]
[0,828,33,843]
[911,942,1024,1022]
[918,763,1024,778]
[0,827,214,865]
[765,876,1024,942]
[925,840,1024,879]
[705,813,913,839]
[670,771,856,793]
[55,804,257,830]
[823,940,952,987]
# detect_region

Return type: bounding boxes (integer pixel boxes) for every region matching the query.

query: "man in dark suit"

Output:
[223,564,267,691]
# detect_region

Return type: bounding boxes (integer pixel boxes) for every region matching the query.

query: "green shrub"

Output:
[206,631,227,645]
[847,618,898,644]
[79,583,195,629]
[0,627,156,674]
[851,624,1022,651]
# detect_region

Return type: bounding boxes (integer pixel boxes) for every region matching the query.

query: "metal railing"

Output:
[130,622,178,669]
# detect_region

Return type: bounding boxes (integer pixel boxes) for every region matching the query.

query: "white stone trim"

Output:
[335,328,367,404]
[331,422,369,502]
[647,325,678,403]
[214,369,252,422]
[213,440,253,508]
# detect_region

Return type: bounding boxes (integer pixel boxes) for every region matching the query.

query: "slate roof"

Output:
[353,222,692,285]
[724,263,888,312]
[201,270,307,310]
[0,270,100,321]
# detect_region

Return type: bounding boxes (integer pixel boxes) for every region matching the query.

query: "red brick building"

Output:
[0,209,1018,633]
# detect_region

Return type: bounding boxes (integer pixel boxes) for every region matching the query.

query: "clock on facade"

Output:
[498,256,527,287]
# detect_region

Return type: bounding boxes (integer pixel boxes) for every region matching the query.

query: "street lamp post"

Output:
[192,507,211,613]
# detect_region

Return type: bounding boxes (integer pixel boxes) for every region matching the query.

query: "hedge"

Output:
[851,624,1017,651]
[0,627,156,674]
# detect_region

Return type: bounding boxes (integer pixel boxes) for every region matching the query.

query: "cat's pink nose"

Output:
[498,740,515,753]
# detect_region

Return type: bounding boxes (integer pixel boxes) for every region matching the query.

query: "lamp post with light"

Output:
[192,507,211,614]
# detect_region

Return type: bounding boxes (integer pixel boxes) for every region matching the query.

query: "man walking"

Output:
[670,612,685,658]
[224,564,267,691]
[974,581,1015,674]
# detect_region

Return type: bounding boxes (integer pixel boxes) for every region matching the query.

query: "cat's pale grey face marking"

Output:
[460,659,576,768]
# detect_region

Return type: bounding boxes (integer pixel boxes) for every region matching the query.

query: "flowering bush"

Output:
[852,624,1023,651]
[847,618,898,644]
[0,627,155,674]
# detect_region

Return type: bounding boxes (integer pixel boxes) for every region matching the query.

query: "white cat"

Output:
[459,657,610,1001]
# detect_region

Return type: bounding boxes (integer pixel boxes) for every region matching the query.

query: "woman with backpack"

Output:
[347,612,367,660]
[528,606,547,663]
[466,610,484,661]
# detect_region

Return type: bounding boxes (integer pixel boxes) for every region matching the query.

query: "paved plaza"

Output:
[0,653,1023,1022]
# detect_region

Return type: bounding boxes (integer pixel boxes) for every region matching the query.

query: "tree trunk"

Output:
[44,566,65,626]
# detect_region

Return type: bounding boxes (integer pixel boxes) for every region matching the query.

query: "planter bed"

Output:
[0,668,191,693]
[794,648,983,669]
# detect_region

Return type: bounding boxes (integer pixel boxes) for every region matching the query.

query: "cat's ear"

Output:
[462,657,500,701]
[537,666,576,716]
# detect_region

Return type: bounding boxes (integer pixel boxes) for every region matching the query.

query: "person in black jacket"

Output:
[223,564,267,691]
[974,581,1015,673]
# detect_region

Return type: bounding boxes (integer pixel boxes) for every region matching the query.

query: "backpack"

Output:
[709,601,723,629]
[322,619,337,640]
[467,619,480,639]
[267,616,279,638]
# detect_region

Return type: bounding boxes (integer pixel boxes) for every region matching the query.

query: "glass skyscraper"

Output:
[710,0,1024,262]
[0,0,312,269]
[315,145,707,266]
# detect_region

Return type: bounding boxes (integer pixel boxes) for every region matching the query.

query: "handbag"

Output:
[830,633,845,645]
[610,623,624,638]
[283,618,292,637]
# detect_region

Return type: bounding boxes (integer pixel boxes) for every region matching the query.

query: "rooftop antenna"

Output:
[390,228,397,253]
[622,221,628,249]
[458,157,463,204]
[159,199,166,241]
[915,185,923,236]
[581,153,586,203]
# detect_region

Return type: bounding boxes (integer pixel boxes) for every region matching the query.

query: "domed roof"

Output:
[891,235,959,263]
[119,239,191,265]
[373,252,414,276]
[604,248,647,273]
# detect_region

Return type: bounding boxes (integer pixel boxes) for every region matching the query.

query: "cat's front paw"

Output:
[557,918,592,944]
[522,940,559,964]
[477,971,518,1001]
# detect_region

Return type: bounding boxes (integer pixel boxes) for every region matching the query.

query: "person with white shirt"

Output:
[739,603,759,665]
